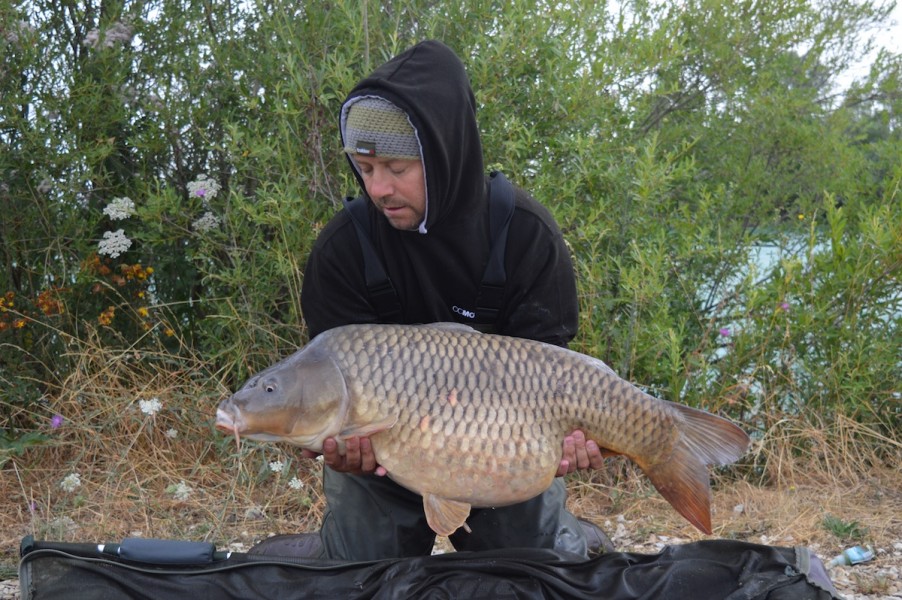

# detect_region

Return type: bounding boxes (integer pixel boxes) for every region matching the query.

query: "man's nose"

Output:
[366,168,393,199]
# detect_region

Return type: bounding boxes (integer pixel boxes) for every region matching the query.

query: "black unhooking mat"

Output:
[19,536,840,599]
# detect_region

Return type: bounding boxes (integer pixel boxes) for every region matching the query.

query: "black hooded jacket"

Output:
[301,41,578,347]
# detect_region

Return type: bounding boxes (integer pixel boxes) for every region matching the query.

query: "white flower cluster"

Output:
[83,22,133,50]
[268,460,285,473]
[60,473,81,493]
[191,211,221,233]
[169,481,192,501]
[165,428,178,439]
[139,397,162,416]
[288,477,304,490]
[103,197,135,220]
[187,174,221,200]
[97,229,132,258]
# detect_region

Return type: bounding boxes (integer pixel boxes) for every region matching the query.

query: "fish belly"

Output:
[372,423,561,507]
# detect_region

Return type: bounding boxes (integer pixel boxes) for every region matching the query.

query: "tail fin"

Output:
[639,404,750,534]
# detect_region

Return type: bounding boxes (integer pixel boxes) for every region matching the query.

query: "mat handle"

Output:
[99,538,230,564]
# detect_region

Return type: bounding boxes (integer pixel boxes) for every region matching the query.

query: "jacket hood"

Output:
[340,40,485,233]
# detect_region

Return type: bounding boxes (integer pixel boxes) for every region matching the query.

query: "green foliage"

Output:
[0,429,50,468]
[822,514,869,541]
[1,0,899,464]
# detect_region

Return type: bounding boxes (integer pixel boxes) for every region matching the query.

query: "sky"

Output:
[878,0,902,53]
[847,0,902,78]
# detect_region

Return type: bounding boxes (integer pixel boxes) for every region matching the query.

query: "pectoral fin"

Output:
[423,493,472,536]
[336,415,399,452]
[338,414,398,439]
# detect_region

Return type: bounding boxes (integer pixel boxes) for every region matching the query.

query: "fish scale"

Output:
[216,322,750,537]
[367,325,668,471]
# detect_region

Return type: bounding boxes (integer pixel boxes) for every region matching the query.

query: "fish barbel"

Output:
[215,323,749,536]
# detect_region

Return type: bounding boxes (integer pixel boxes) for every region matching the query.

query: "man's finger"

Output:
[586,440,605,469]
[561,435,575,461]
[344,436,361,468]
[322,438,337,464]
[358,437,376,472]
[559,434,578,474]
[571,430,590,469]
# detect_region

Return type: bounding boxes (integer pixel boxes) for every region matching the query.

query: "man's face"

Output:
[353,154,426,231]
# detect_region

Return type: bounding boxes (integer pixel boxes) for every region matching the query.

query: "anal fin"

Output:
[423,493,472,536]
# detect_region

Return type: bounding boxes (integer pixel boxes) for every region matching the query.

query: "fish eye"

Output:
[264,383,276,393]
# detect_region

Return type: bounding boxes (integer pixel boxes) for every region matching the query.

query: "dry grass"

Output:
[1,336,325,576]
[566,406,901,550]
[567,465,902,549]
[2,339,900,579]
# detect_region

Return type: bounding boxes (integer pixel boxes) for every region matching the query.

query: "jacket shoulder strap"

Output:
[473,171,516,327]
[342,196,402,323]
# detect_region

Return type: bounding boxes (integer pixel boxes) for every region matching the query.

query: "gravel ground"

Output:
[4,530,899,599]
[0,583,17,600]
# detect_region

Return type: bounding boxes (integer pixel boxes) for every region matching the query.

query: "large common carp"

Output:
[215,323,749,536]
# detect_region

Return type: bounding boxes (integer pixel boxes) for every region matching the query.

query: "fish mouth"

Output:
[215,408,242,450]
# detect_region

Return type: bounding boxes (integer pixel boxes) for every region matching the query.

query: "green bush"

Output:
[1,0,899,464]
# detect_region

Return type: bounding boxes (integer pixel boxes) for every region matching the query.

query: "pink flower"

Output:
[780,302,790,311]
[51,414,63,429]
[719,327,731,337]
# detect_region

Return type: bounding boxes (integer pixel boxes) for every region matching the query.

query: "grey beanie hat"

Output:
[342,96,421,160]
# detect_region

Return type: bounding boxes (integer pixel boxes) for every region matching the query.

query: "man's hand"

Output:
[302,436,387,476]
[556,429,604,477]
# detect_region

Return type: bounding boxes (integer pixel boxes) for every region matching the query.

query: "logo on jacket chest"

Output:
[451,305,476,320]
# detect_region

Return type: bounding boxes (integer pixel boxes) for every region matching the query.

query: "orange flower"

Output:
[36,288,65,315]
[98,306,116,326]
[0,292,14,310]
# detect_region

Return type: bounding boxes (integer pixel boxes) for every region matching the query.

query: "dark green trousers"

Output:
[319,468,588,561]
